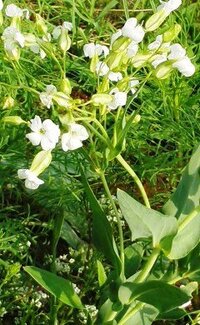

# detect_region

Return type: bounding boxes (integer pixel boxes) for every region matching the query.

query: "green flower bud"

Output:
[163,24,182,42]
[155,63,173,79]
[53,92,71,108]
[60,30,71,52]
[3,96,15,109]
[30,150,52,175]
[90,54,99,73]
[0,11,3,26]
[106,52,124,70]
[60,78,72,95]
[145,10,167,32]
[36,14,48,35]
[132,53,152,68]
[112,37,130,52]
[2,116,26,125]
[92,94,112,105]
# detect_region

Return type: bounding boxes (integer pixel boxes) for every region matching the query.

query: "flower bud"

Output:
[112,37,130,52]
[2,116,26,125]
[30,150,52,175]
[60,78,72,95]
[92,94,113,105]
[3,96,15,109]
[131,53,152,68]
[59,29,71,52]
[53,92,71,108]
[106,52,124,70]
[155,63,173,79]
[90,54,99,73]
[0,11,3,26]
[36,14,48,35]
[133,114,141,124]
[163,24,182,42]
[145,10,167,32]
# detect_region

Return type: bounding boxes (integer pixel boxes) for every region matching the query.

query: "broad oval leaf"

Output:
[117,190,177,247]
[24,266,83,309]
[118,281,190,313]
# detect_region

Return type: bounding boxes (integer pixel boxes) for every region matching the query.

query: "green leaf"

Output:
[117,303,159,325]
[124,244,143,278]
[118,281,190,313]
[117,190,177,247]
[97,260,107,287]
[167,205,200,259]
[24,266,83,309]
[97,0,118,20]
[163,143,200,219]
[157,308,186,320]
[61,220,83,249]
[81,171,120,272]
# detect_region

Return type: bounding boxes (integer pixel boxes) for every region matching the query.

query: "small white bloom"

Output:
[151,53,168,68]
[108,71,123,82]
[61,123,89,152]
[18,169,44,190]
[2,26,25,48]
[172,57,195,77]
[148,35,163,51]
[168,43,195,77]
[127,41,139,58]
[179,300,192,309]
[42,33,52,42]
[121,18,145,43]
[26,115,60,151]
[39,85,57,108]
[168,43,186,60]
[129,79,139,95]
[95,61,109,76]
[111,29,122,45]
[83,43,108,58]
[108,88,127,110]
[0,0,3,11]
[157,0,182,15]
[30,44,46,59]
[5,4,29,19]
[52,21,72,39]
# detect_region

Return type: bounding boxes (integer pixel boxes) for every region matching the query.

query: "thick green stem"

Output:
[118,247,160,324]
[135,247,160,283]
[116,154,151,208]
[100,171,125,279]
[178,205,200,233]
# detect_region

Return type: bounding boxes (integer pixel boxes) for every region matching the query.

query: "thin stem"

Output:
[178,205,200,233]
[135,247,160,283]
[118,302,144,325]
[100,171,125,279]
[116,154,151,208]
[122,0,129,20]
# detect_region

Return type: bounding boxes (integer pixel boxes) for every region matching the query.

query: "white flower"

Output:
[179,300,192,309]
[129,79,139,95]
[148,35,163,50]
[18,169,44,190]
[168,43,186,60]
[30,44,46,59]
[168,44,195,77]
[121,18,145,43]
[108,88,127,110]
[108,71,123,82]
[0,0,3,11]
[95,61,109,76]
[52,21,72,39]
[172,57,195,77]
[151,53,168,68]
[111,29,122,45]
[157,0,182,15]
[5,4,29,19]
[39,85,57,108]
[61,123,89,152]
[26,115,60,151]
[83,43,109,58]
[2,27,25,58]
[127,41,139,58]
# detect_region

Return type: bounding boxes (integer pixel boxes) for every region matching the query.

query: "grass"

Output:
[0,0,200,323]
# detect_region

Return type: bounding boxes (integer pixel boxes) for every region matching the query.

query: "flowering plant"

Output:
[1,0,199,324]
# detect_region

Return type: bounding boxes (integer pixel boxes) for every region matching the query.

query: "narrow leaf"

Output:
[24,266,83,309]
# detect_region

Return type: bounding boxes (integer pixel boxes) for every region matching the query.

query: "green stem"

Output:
[100,171,125,279]
[122,0,129,20]
[118,248,160,324]
[178,205,200,233]
[116,154,150,208]
[118,302,144,325]
[135,247,160,283]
